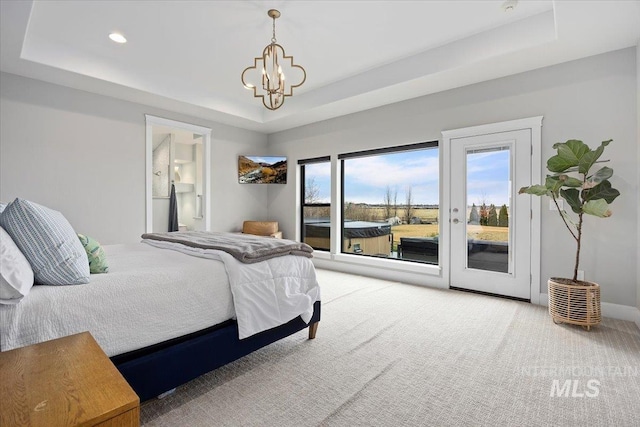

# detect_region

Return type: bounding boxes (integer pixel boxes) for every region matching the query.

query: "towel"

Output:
[169,183,179,232]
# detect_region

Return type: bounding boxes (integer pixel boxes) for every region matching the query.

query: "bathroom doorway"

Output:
[145,115,211,233]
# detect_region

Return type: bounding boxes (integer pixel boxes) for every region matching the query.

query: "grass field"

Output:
[368,207,439,222]
[365,207,509,243]
[306,205,509,251]
[391,224,509,245]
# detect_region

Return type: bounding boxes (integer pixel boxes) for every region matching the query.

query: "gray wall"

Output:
[637,42,640,313]
[0,72,269,244]
[1,49,637,308]
[268,48,638,307]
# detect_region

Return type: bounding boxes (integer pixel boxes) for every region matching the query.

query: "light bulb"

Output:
[109,33,127,43]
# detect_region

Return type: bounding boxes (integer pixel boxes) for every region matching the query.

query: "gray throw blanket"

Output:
[141,231,313,264]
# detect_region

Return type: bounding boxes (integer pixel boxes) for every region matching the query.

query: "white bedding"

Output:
[1,240,321,356]
[142,239,321,339]
[0,243,235,356]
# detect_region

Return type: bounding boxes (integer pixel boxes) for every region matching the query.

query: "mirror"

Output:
[145,115,211,233]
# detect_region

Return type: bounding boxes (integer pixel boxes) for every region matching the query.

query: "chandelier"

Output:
[241,9,306,110]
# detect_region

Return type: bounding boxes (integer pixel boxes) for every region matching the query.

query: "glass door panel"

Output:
[465,147,511,273]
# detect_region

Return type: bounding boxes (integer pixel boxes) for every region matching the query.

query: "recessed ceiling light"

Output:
[501,0,518,12]
[109,33,127,44]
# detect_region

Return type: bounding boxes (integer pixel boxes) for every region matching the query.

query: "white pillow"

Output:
[0,199,90,285]
[0,226,34,304]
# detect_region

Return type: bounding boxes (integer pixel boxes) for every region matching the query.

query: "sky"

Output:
[466,149,510,207]
[305,147,510,207]
[244,156,286,165]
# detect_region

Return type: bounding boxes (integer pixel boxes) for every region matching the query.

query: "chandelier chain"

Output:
[271,16,277,44]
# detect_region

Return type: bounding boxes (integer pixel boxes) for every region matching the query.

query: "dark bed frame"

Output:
[111,301,321,402]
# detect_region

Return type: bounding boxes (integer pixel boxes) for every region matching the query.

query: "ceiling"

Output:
[152,125,202,149]
[1,1,639,134]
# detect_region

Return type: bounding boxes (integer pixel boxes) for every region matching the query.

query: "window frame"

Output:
[338,140,439,263]
[299,156,331,251]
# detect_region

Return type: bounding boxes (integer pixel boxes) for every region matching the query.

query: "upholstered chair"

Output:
[242,221,283,239]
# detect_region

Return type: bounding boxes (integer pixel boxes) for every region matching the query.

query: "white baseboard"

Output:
[312,257,448,290]
[540,293,640,331]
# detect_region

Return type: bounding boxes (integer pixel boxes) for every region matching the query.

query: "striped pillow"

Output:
[0,199,90,285]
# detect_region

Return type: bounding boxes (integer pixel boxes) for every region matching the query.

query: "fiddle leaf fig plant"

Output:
[519,139,620,282]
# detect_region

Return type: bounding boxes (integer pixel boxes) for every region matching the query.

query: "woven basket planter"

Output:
[548,278,601,330]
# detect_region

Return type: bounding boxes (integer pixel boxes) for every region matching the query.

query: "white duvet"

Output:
[0,242,320,356]
[142,239,321,339]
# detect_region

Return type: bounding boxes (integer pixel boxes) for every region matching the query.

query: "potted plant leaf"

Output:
[519,139,620,329]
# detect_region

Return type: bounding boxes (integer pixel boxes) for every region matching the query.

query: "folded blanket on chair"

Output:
[141,231,313,264]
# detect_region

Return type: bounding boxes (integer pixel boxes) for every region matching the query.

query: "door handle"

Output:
[452,218,460,224]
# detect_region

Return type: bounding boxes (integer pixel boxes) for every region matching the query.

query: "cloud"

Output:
[467,180,510,206]
[246,156,286,165]
[466,151,510,177]
[302,148,510,206]
[344,152,439,188]
[305,162,331,177]
[339,150,440,204]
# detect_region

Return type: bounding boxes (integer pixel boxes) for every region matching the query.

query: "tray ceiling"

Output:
[1,1,639,133]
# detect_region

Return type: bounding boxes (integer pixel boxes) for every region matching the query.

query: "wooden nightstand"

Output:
[0,332,139,427]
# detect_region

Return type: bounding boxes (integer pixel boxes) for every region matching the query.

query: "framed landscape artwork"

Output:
[238,156,287,184]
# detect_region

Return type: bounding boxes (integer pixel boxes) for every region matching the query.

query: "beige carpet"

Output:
[141,269,640,426]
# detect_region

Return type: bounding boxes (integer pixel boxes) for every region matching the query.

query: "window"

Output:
[339,142,439,263]
[299,157,331,251]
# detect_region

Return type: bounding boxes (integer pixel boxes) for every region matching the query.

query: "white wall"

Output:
[0,72,269,244]
[268,48,638,307]
[1,50,636,309]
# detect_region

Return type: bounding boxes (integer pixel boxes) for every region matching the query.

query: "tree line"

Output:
[306,179,418,223]
[306,177,509,227]
[469,203,508,227]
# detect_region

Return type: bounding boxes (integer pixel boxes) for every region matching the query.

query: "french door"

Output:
[449,129,532,300]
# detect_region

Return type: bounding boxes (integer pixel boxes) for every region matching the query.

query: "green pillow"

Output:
[77,234,109,274]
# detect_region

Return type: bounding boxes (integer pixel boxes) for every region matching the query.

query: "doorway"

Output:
[145,115,212,233]
[442,117,542,301]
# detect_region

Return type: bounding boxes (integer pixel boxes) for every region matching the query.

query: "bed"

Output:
[0,234,321,402]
